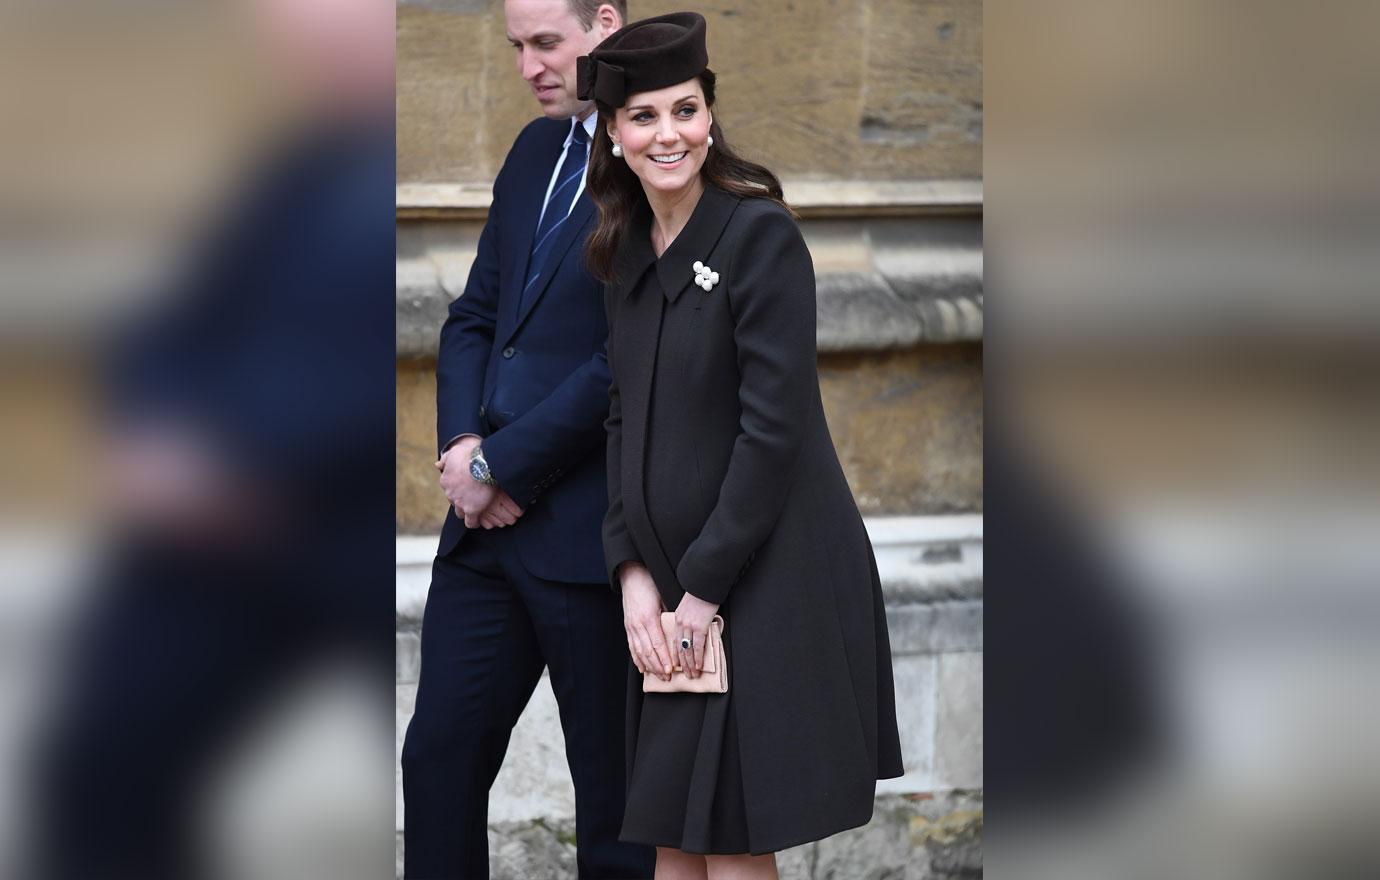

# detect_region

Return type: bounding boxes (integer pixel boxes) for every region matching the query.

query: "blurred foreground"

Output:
[987,1,1380,878]
[0,2,395,878]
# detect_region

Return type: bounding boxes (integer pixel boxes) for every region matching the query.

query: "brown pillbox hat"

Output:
[576,12,709,108]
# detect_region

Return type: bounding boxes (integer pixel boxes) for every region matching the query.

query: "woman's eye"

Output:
[633,112,652,123]
[677,106,697,117]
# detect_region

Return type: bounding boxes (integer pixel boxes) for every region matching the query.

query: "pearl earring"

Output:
[707,135,714,148]
[611,143,623,158]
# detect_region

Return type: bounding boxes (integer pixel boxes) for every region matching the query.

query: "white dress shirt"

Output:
[535,112,598,230]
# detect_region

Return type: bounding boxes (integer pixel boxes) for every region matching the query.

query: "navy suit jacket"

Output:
[435,117,611,584]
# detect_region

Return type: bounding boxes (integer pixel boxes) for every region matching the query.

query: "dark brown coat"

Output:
[603,184,904,852]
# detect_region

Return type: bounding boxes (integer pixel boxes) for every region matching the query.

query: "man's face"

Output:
[505,0,617,120]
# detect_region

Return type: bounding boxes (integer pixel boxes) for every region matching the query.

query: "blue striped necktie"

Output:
[522,122,589,305]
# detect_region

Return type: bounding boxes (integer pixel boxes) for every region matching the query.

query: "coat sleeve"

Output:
[676,207,817,605]
[601,284,641,587]
[435,167,504,455]
[481,346,610,508]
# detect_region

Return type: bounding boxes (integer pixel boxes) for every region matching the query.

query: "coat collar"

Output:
[612,183,741,303]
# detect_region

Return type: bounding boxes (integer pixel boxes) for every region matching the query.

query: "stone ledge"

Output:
[395,264,982,358]
[816,270,982,350]
[397,601,982,686]
[397,516,983,684]
[397,179,983,221]
[396,515,982,630]
[887,600,983,656]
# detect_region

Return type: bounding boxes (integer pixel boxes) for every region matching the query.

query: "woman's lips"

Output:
[648,151,687,169]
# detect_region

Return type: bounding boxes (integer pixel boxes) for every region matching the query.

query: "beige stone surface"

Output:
[397,0,982,184]
[396,2,532,184]
[819,346,983,516]
[396,345,982,533]
[397,361,448,536]
[856,0,983,179]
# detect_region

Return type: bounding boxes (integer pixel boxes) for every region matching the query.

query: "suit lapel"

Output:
[505,123,567,329]
[506,194,595,340]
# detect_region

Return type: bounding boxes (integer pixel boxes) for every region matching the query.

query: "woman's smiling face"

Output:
[608,78,712,196]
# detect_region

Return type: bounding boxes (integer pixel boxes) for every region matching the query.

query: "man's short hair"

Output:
[568,0,627,32]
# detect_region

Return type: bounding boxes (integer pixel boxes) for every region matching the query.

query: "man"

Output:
[400,2,655,878]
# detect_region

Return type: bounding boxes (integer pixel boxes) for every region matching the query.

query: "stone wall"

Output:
[397,0,982,185]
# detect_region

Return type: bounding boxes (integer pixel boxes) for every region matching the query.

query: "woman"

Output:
[578,13,904,879]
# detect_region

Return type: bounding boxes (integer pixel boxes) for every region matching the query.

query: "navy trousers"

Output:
[401,526,653,880]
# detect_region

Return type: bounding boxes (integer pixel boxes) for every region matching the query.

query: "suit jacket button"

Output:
[502,346,516,359]
[478,405,486,418]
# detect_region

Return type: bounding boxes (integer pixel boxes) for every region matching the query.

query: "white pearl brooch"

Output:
[692,260,719,291]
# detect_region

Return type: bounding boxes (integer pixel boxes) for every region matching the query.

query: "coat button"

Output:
[478,405,486,418]
[502,346,516,359]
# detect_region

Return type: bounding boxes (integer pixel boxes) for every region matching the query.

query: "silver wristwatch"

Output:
[468,445,498,486]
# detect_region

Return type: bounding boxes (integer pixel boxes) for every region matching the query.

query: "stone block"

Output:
[396,3,509,183]
[395,536,434,628]
[886,601,983,655]
[395,683,416,831]
[806,793,983,880]
[857,0,983,180]
[934,652,982,790]
[872,515,983,603]
[396,361,448,536]
[490,674,577,823]
[395,278,451,362]
[396,631,421,684]
[891,655,937,788]
[816,271,924,351]
[488,818,577,879]
[817,347,983,517]
[809,799,915,880]
[776,842,817,879]
[901,791,984,880]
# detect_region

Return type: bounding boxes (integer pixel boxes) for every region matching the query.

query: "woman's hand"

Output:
[619,562,673,681]
[674,591,721,679]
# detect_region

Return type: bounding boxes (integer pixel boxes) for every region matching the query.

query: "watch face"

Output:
[469,458,487,481]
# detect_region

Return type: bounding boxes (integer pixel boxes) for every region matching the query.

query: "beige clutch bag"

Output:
[643,612,728,694]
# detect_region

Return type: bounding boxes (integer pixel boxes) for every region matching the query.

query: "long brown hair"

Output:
[584,69,790,283]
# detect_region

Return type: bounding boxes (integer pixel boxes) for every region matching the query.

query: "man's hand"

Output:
[476,489,525,529]
[436,437,497,527]
[619,562,673,681]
